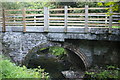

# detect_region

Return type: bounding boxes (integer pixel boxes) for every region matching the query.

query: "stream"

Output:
[27,48,85,79]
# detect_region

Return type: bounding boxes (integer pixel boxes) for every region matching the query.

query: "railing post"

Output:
[85,5,88,33]
[109,5,112,33]
[34,16,36,23]
[105,16,108,27]
[22,8,26,32]
[2,9,6,32]
[34,16,36,26]
[64,6,68,32]
[44,7,49,32]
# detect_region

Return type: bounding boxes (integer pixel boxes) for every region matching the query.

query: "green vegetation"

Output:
[1,2,56,14]
[1,1,119,13]
[0,55,49,79]
[39,47,48,51]
[1,2,52,9]
[98,1,120,13]
[112,26,120,28]
[39,47,66,56]
[49,47,66,56]
[84,65,119,79]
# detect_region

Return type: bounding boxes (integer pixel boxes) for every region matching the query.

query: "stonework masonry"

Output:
[1,32,120,68]
[2,32,47,64]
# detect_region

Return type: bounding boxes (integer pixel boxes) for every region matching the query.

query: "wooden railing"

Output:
[0,5,120,32]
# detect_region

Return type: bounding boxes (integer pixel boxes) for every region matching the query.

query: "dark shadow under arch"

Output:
[22,41,91,70]
[65,48,86,70]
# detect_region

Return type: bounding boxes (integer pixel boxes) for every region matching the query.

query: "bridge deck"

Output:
[0,26,119,35]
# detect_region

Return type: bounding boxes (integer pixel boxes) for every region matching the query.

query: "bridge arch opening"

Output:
[27,46,86,69]
[23,42,90,78]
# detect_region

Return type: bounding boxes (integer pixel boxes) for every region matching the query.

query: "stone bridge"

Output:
[0,6,120,70]
[1,28,120,69]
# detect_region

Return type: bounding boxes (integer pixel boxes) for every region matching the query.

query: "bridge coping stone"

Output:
[1,26,120,42]
[0,26,120,34]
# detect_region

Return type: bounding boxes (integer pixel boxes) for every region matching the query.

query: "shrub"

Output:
[0,55,50,79]
[84,65,119,80]
[49,47,66,56]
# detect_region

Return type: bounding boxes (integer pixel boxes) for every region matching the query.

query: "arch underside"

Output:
[23,41,91,69]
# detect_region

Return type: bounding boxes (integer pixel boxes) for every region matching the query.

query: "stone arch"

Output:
[22,41,91,70]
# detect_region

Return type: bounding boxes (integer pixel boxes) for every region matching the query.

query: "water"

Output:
[27,48,85,79]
